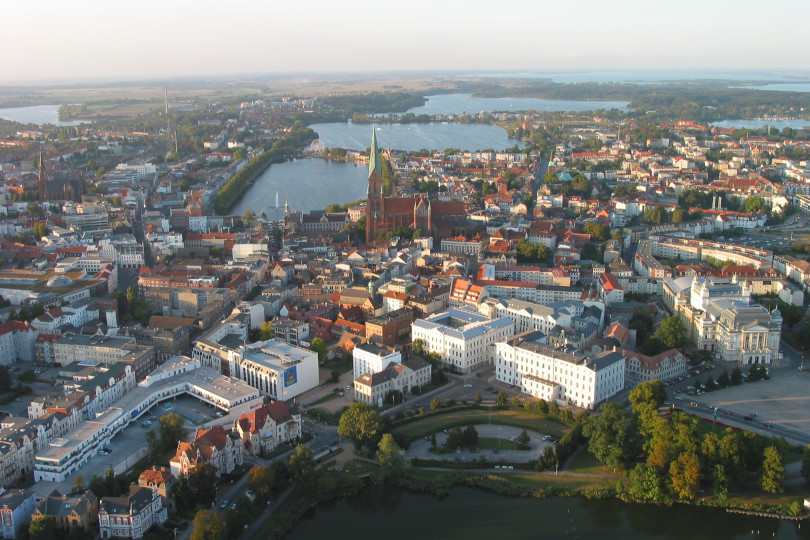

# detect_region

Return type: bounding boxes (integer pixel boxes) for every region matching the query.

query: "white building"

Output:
[352,342,401,380]
[354,356,432,406]
[412,307,514,373]
[663,275,782,365]
[229,339,319,401]
[494,331,625,409]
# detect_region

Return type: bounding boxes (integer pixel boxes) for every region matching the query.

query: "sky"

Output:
[3,0,810,84]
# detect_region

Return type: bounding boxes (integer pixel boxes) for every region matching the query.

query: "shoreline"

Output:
[257,466,809,540]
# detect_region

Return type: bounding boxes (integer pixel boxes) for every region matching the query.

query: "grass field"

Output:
[502,472,618,491]
[392,408,571,440]
[566,450,626,478]
[308,392,340,407]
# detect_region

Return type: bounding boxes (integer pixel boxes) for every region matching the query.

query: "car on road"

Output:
[463,384,472,388]
[345,385,351,391]
[220,499,229,509]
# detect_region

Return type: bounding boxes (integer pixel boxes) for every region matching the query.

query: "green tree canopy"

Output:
[186,463,218,503]
[28,516,56,540]
[159,411,185,446]
[376,433,404,475]
[583,402,638,470]
[288,444,314,481]
[310,337,328,364]
[669,451,700,499]
[190,509,228,540]
[337,402,382,452]
[760,445,785,494]
[33,222,48,239]
[654,316,686,349]
[257,321,274,341]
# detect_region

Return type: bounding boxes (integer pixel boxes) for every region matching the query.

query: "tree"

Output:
[497,392,507,406]
[248,465,276,503]
[73,474,86,493]
[474,393,482,404]
[669,451,700,499]
[159,411,185,446]
[654,316,686,349]
[309,337,328,364]
[534,400,549,414]
[446,427,463,449]
[430,398,441,411]
[190,509,227,540]
[626,464,665,502]
[411,339,424,356]
[242,208,256,228]
[717,370,730,388]
[26,203,42,216]
[145,429,160,462]
[629,380,666,411]
[186,463,218,503]
[257,321,274,341]
[583,402,637,470]
[730,366,743,385]
[760,445,785,494]
[28,516,56,540]
[33,222,48,239]
[376,433,404,474]
[337,402,382,452]
[288,444,314,481]
[713,463,729,500]
[516,430,531,448]
[127,285,138,305]
[462,425,479,448]
[511,395,521,407]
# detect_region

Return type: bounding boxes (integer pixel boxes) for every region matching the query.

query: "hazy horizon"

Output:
[3,0,809,85]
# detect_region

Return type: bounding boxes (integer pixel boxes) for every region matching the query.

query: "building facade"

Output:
[494,331,625,409]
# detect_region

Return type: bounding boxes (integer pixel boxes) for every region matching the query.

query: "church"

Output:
[365,130,470,244]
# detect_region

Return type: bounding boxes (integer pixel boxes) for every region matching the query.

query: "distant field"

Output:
[0,76,454,113]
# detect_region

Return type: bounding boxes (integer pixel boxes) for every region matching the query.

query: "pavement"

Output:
[670,341,810,446]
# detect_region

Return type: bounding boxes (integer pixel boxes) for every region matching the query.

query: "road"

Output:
[175,451,296,540]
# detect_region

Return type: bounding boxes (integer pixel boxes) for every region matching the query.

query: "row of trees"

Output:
[583,380,789,502]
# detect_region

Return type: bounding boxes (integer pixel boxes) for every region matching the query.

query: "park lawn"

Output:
[566,450,626,478]
[505,472,617,491]
[304,407,341,425]
[724,485,806,508]
[308,392,340,407]
[392,408,570,440]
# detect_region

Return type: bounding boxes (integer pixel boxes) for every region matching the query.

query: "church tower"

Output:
[366,128,384,244]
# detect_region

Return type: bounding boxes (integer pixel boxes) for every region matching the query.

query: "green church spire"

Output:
[368,127,382,180]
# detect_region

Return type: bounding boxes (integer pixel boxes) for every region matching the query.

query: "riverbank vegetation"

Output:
[577,380,807,515]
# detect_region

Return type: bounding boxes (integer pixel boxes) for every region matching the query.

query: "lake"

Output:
[230,158,367,218]
[711,119,810,130]
[0,104,86,126]
[285,486,809,540]
[309,122,524,152]
[405,94,629,116]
